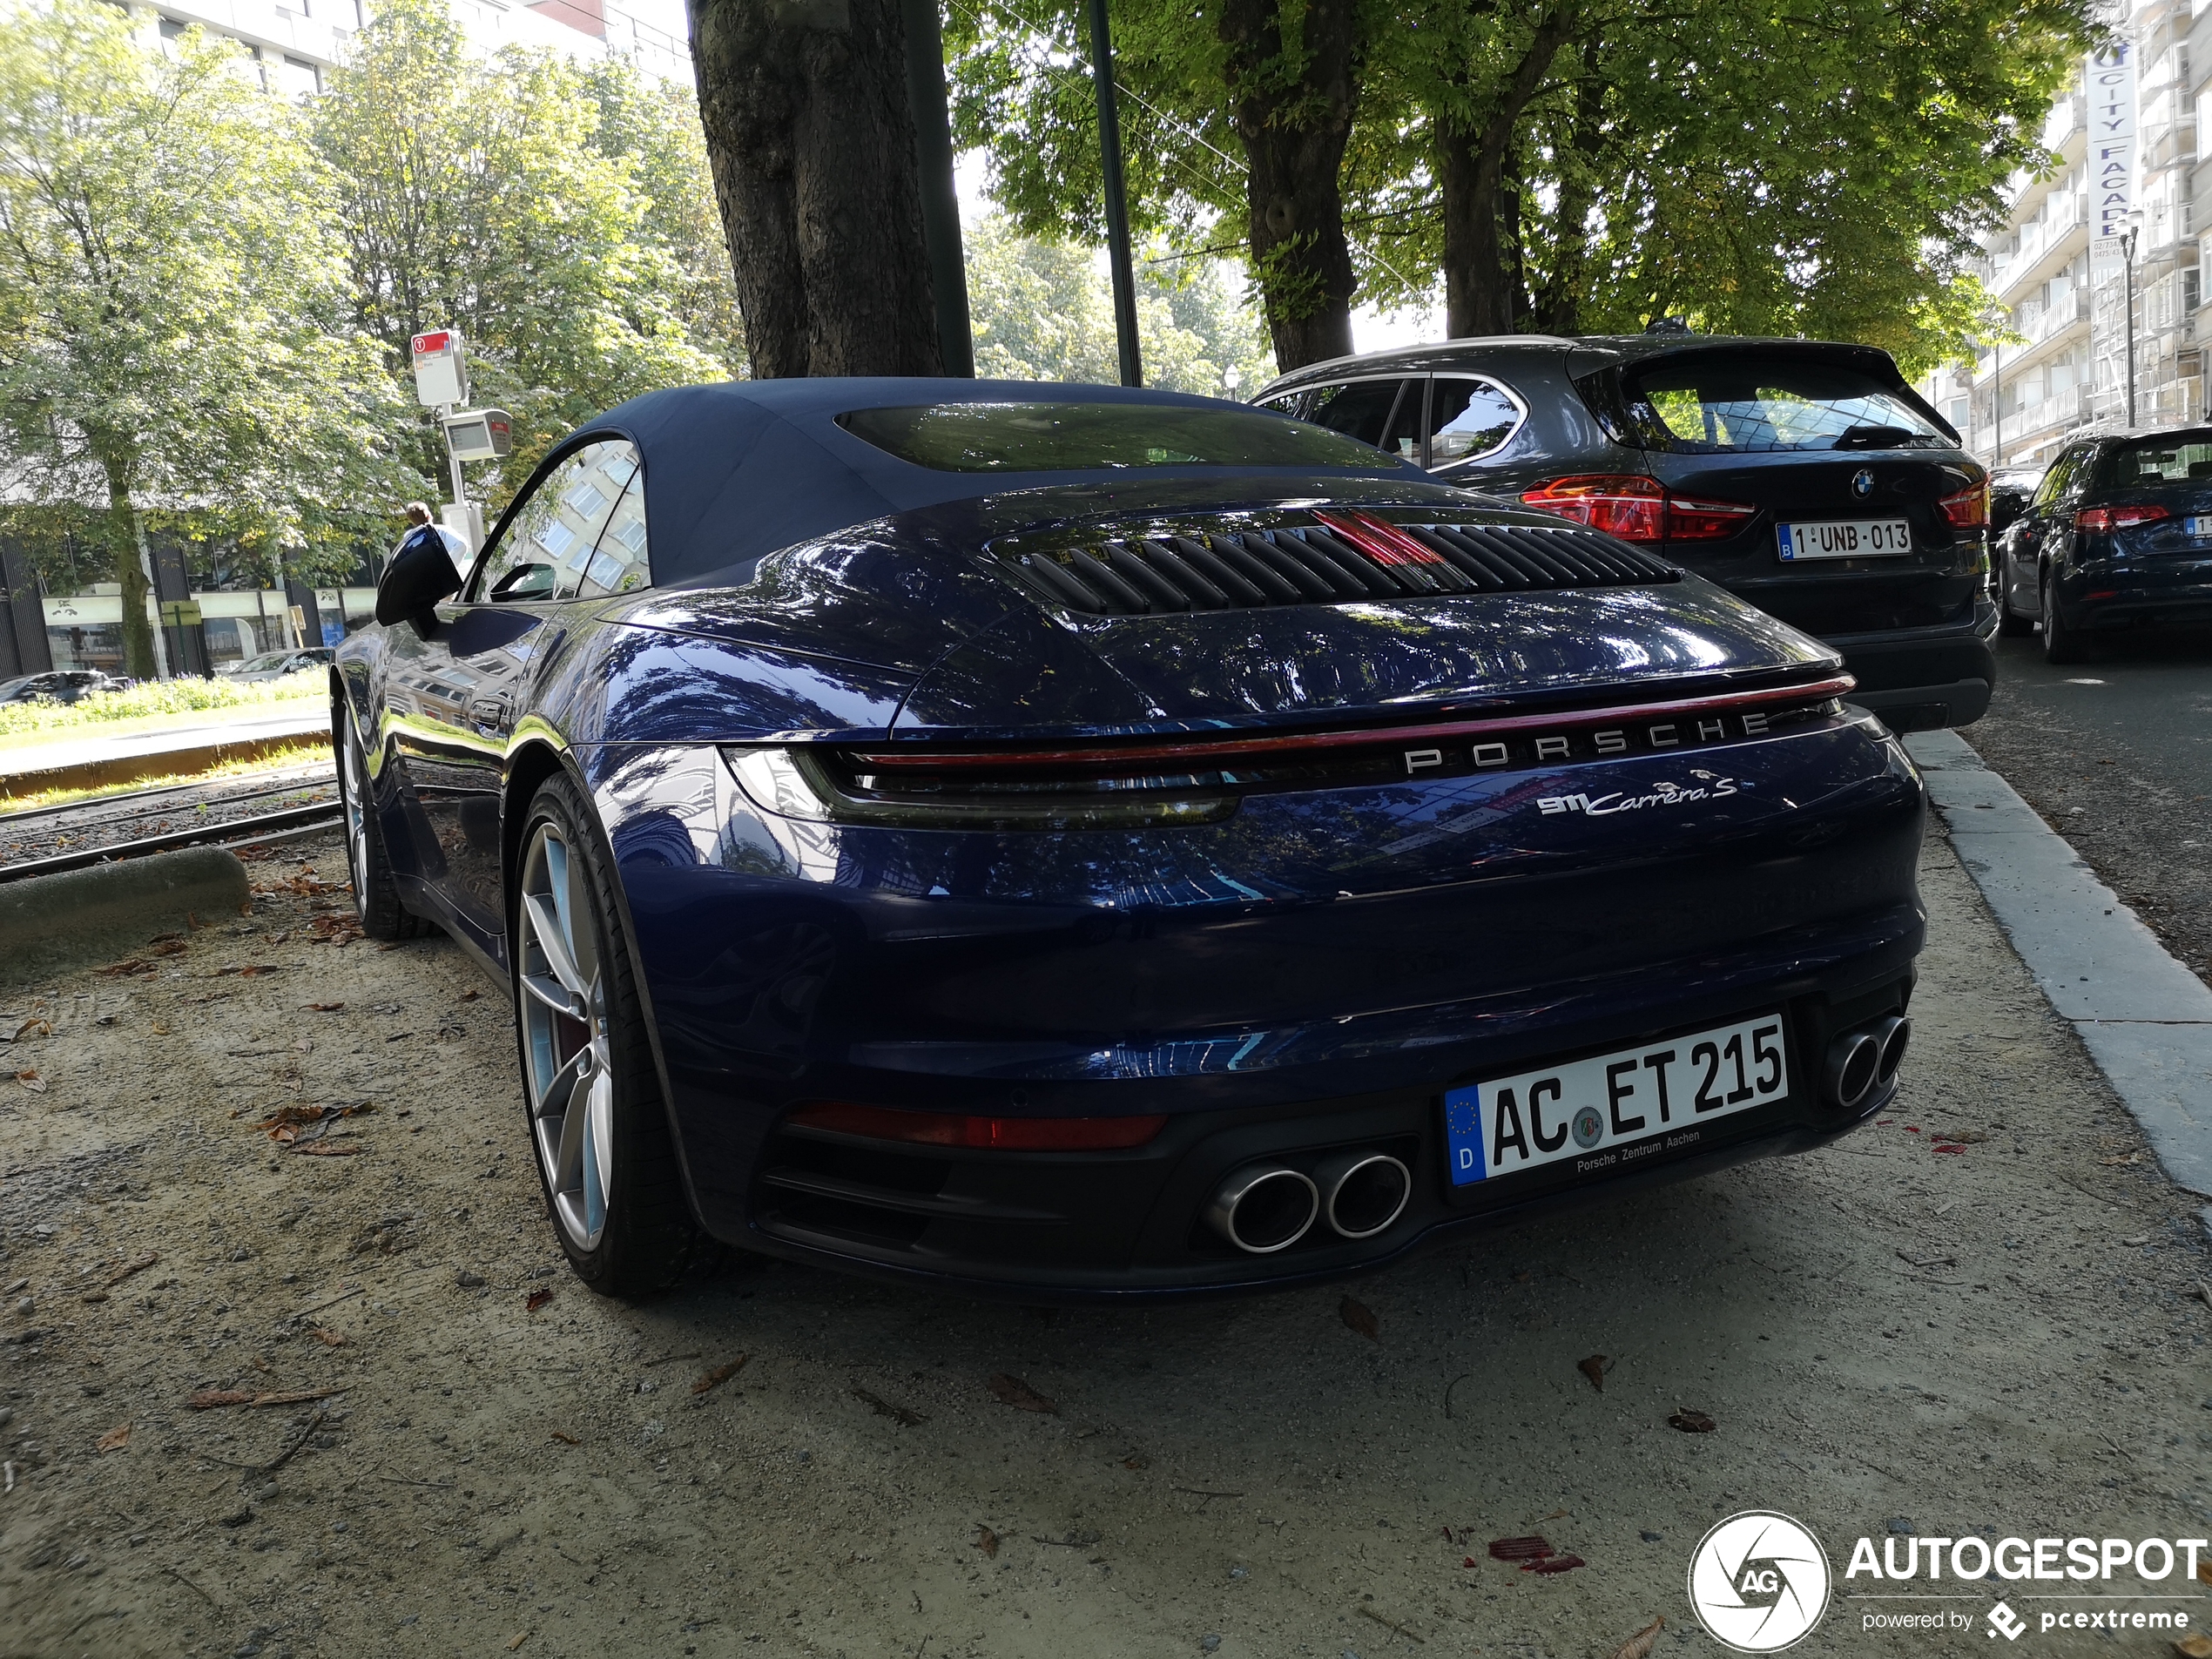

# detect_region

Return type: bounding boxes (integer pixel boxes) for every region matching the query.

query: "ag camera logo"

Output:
[1689,1511,1832,1652]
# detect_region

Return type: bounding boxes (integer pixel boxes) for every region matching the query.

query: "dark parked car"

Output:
[1254,334,1999,732]
[1987,466,2041,543]
[1994,428,2212,662]
[338,378,1923,1303]
[0,668,124,705]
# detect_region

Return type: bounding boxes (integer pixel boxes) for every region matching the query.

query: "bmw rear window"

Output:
[838,401,1394,472]
[1626,358,1948,454]
[2102,432,2212,487]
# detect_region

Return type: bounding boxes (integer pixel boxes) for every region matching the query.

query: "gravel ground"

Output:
[0,828,2207,1659]
[0,764,338,870]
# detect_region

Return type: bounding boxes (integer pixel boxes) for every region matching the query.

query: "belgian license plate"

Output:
[1444,1013,1789,1187]
[2187,516,2212,538]
[1777,518,1912,559]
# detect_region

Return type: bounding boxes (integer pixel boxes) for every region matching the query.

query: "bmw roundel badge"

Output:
[1851,468,1875,498]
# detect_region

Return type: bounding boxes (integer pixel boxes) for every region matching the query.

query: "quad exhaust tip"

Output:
[1205,1165,1318,1254]
[1208,1151,1412,1254]
[1825,1014,1911,1111]
[1315,1150,1412,1239]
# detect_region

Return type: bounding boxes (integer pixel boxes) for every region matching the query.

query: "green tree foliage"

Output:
[0,0,409,675]
[314,0,737,509]
[950,0,2095,378]
[966,214,1272,394]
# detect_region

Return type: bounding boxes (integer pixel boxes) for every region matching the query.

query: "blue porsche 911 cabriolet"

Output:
[337,378,1922,1301]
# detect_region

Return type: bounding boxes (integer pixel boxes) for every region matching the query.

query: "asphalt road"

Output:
[1962,627,2212,986]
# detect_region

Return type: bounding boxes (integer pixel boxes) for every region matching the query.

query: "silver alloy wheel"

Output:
[343,729,372,922]
[517,822,614,1251]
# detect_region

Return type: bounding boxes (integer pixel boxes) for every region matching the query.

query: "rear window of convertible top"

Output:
[838,401,1393,472]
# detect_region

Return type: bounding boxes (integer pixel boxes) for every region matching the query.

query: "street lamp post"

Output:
[1085,0,1142,388]
[2121,208,2143,428]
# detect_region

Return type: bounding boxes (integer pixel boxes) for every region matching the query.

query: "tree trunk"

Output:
[98,456,157,681]
[1218,0,1361,373]
[689,0,942,377]
[1437,6,1575,338]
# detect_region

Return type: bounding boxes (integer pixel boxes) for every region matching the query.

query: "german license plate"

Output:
[1777,519,1912,559]
[1444,1013,1790,1186]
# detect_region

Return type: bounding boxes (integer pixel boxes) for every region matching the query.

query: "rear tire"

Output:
[2041,574,2087,664]
[337,707,429,941]
[514,770,697,1298]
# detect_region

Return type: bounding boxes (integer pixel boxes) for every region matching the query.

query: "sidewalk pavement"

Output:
[0,706,328,789]
[1907,726,2212,1236]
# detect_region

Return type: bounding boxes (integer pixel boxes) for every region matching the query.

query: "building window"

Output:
[275,54,322,96]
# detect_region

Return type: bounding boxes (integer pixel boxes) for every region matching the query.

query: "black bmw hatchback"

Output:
[1995,426,2212,663]
[1255,334,1998,731]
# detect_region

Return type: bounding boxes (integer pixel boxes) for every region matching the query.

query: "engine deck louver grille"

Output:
[995,517,1681,617]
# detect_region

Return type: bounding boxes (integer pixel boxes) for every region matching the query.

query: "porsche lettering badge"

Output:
[1400,709,1773,778]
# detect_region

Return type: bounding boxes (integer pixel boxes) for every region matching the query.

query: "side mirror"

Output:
[374,532,464,634]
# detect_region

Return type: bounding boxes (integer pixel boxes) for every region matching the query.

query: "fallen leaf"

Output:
[460,988,482,1001]
[507,1632,529,1653]
[1612,1615,1665,1659]
[2200,1559,2212,1586]
[1931,1144,1967,1156]
[1122,1454,1150,1470]
[237,964,280,978]
[692,1356,749,1394]
[852,1385,927,1425]
[550,1430,579,1446]
[95,959,154,977]
[1931,1130,1986,1144]
[2175,1635,2212,1659]
[1525,1554,1585,1575]
[150,941,187,958]
[308,1326,346,1347]
[95,1422,132,1453]
[1487,1535,1554,1561]
[1339,1296,1380,1343]
[15,1069,44,1092]
[150,1022,172,1036]
[988,1372,1058,1414]
[307,1001,345,1012]
[524,1288,553,1312]
[1577,1354,1608,1393]
[12,1017,51,1041]
[1669,1409,1716,1433]
[974,1525,1000,1559]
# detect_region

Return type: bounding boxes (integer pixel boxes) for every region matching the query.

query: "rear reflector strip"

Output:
[786,1102,1168,1151]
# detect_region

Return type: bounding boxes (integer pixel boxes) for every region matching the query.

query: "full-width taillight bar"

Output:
[843,674,1858,772]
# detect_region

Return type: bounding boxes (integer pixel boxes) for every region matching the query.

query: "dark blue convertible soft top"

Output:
[571,378,1420,587]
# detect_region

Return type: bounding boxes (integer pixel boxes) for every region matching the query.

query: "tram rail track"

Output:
[0,763,344,882]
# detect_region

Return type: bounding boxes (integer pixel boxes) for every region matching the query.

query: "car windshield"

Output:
[1628,357,1948,454]
[2102,433,2212,487]
[232,653,291,672]
[837,401,1394,473]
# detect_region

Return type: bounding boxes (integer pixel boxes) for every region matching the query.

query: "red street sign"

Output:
[411,330,454,359]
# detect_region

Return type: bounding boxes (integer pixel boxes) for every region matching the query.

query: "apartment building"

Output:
[131,0,690,92]
[1938,1,2208,474]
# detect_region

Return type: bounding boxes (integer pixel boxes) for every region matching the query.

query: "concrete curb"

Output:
[0,728,329,802]
[1904,728,2212,1238]
[0,846,250,989]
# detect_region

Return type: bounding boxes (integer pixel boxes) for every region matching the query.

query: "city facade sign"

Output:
[2087,41,2136,278]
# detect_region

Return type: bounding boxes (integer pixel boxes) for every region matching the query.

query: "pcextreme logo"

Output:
[1688,1512,1832,1653]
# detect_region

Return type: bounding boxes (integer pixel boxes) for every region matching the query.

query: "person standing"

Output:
[394,501,469,578]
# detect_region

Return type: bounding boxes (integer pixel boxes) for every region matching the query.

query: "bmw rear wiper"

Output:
[1832,424,1922,450]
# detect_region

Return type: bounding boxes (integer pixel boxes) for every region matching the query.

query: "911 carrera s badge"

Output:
[1537,773,1742,815]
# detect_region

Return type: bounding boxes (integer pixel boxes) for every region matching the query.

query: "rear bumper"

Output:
[2056,560,2212,630]
[1823,601,2000,731]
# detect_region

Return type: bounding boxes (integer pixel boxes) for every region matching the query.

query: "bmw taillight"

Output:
[786,1101,1167,1150]
[1520,475,1755,543]
[2076,503,2170,533]
[1937,482,1989,529]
